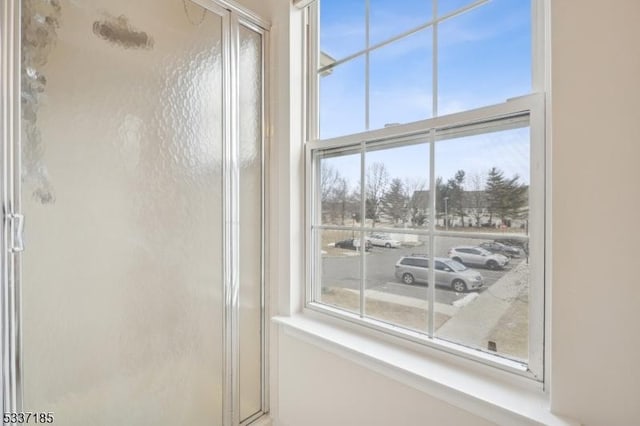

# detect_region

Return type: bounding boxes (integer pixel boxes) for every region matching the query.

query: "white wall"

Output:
[277,332,496,426]
[550,0,640,424]
[262,0,640,425]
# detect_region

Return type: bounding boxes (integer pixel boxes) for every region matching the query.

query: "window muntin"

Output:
[306,0,543,380]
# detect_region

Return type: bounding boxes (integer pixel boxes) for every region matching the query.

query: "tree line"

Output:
[321,162,528,228]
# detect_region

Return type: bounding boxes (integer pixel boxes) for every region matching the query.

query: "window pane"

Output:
[320,0,365,61]
[369,29,433,130]
[318,150,361,226]
[437,0,531,115]
[320,57,366,138]
[434,234,529,362]
[434,125,529,231]
[364,142,430,229]
[434,125,530,362]
[369,0,432,46]
[364,234,432,333]
[315,229,364,314]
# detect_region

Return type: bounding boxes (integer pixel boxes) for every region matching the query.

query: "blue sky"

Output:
[322,126,529,192]
[318,0,531,189]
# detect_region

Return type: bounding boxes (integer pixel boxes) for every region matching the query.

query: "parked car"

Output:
[479,241,521,258]
[494,238,529,256]
[394,255,484,292]
[334,238,372,251]
[448,246,509,270]
[367,233,401,248]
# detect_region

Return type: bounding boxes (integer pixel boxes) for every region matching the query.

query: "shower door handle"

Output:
[7,213,24,253]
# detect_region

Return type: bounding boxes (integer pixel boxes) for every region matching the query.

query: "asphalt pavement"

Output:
[322,237,525,306]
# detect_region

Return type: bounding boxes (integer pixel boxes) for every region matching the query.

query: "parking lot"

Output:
[321,235,527,306]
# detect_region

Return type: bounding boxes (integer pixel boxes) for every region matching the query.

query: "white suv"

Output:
[367,233,401,248]
[448,246,509,270]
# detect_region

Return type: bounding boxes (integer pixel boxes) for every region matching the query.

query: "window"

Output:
[304,0,544,380]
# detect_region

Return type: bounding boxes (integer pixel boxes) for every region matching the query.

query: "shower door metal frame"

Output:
[0,1,270,425]
[1,0,23,417]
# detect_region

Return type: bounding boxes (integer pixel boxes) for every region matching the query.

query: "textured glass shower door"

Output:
[19,0,233,423]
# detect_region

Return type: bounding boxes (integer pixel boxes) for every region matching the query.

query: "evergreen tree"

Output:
[447,170,466,227]
[436,177,449,226]
[381,178,407,224]
[485,167,528,226]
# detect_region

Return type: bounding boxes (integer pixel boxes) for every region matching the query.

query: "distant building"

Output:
[410,189,528,228]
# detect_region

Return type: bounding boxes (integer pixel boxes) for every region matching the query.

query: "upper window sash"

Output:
[306,0,541,142]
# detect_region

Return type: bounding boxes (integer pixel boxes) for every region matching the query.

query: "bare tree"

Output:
[467,171,487,227]
[365,162,389,227]
[403,178,428,227]
[332,177,350,225]
[320,162,340,203]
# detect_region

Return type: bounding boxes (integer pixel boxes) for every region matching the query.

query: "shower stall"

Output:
[1,0,267,424]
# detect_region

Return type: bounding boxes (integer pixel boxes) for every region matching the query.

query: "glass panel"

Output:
[434,125,530,231]
[319,0,365,61]
[364,233,432,333]
[369,0,432,46]
[434,125,530,362]
[434,234,529,362]
[362,142,431,332]
[238,25,263,422]
[21,1,224,424]
[318,150,361,226]
[364,142,430,229]
[319,56,366,139]
[316,229,363,314]
[369,29,432,130]
[437,0,531,115]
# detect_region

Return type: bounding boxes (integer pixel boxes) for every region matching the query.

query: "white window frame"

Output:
[301,0,546,381]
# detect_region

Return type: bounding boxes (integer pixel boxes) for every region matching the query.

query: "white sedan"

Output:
[367,233,401,248]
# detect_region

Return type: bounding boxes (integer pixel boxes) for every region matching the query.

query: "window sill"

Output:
[273,313,577,426]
